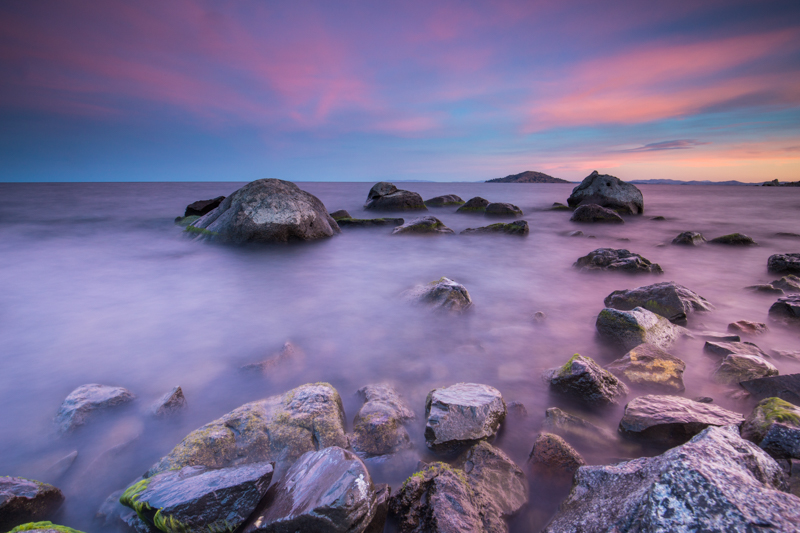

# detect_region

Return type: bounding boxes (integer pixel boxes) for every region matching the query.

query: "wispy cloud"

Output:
[616,140,711,153]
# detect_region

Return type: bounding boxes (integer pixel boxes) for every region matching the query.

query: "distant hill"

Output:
[487,171,569,183]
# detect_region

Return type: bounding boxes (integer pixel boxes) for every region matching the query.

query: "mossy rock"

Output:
[709,233,757,246]
[8,523,86,533]
[741,397,800,460]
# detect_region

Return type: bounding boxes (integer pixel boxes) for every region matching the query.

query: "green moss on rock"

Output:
[8,522,86,533]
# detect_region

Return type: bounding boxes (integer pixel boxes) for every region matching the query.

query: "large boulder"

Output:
[709,233,756,245]
[569,204,624,223]
[567,171,644,214]
[460,221,529,236]
[391,216,454,235]
[424,194,465,207]
[364,182,426,211]
[402,277,472,313]
[0,477,65,532]
[456,197,490,213]
[671,231,706,245]
[528,433,585,478]
[484,202,523,217]
[351,384,415,458]
[606,343,686,392]
[543,425,800,532]
[55,384,135,434]
[740,374,800,405]
[542,407,617,448]
[769,294,800,321]
[596,307,687,351]
[741,397,800,460]
[544,354,629,407]
[603,281,712,323]
[573,248,663,273]
[241,447,380,533]
[768,253,800,274]
[145,383,347,478]
[711,353,779,385]
[184,196,224,217]
[424,383,506,451]
[120,462,274,533]
[619,394,744,446]
[188,179,340,243]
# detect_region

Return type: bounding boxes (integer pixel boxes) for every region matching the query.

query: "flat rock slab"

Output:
[741,397,800,460]
[543,425,800,532]
[425,383,506,451]
[672,231,706,245]
[606,343,686,392]
[567,171,644,214]
[460,220,529,236]
[351,384,415,458]
[544,354,629,406]
[364,182,426,211]
[456,197,489,213]
[728,320,768,335]
[712,353,779,385]
[391,216,454,235]
[703,340,769,359]
[0,477,65,532]
[55,384,135,434]
[402,277,472,313]
[768,253,800,274]
[424,194,464,207]
[485,202,523,217]
[603,281,712,323]
[740,374,800,405]
[528,433,586,478]
[596,307,687,351]
[709,232,757,245]
[574,248,663,273]
[619,394,744,446]
[569,203,624,223]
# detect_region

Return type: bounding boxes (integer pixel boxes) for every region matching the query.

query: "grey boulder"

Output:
[0,477,65,532]
[460,221,529,236]
[351,384,415,458]
[55,384,135,434]
[391,216,454,235]
[424,194,464,207]
[364,182,426,211]
[567,170,644,214]
[573,248,663,273]
[606,343,686,392]
[741,397,800,460]
[425,383,506,451]
[712,353,779,385]
[671,231,706,245]
[768,253,800,274]
[569,203,624,223]
[485,202,523,217]
[596,307,688,351]
[544,354,629,407]
[456,197,490,213]
[603,281,712,323]
[402,277,472,313]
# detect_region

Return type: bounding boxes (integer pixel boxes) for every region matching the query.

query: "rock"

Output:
[460,220,529,236]
[550,202,571,211]
[507,401,528,416]
[618,394,744,445]
[46,451,78,479]
[336,217,404,227]
[776,232,800,238]
[712,353,779,385]
[120,462,274,533]
[150,386,186,417]
[329,209,351,219]
[487,170,568,183]
[351,384,415,458]
[696,331,741,342]
[391,216,454,235]
[95,489,153,533]
[651,216,666,221]
[145,382,347,478]
[532,311,547,323]
[740,374,800,405]
[184,196,224,217]
[542,407,616,447]
[728,320,769,336]
[484,202,523,217]
[543,425,800,533]
[456,197,490,213]
[606,343,686,392]
[544,354,629,407]
[424,383,506,451]
[364,485,391,533]
[0,477,65,531]
[596,307,687,351]
[241,447,377,533]
[709,232,757,245]
[703,340,770,359]
[7,522,86,533]
[746,284,784,294]
[603,281,712,323]
[174,215,200,227]
[54,384,135,434]
[402,277,472,313]
[741,397,800,460]
[693,396,714,403]
[567,170,644,214]
[771,274,800,292]
[769,294,800,321]
[567,230,583,236]
[573,248,663,273]
[424,194,465,207]
[364,182,426,211]
[768,253,800,274]
[671,231,706,245]
[528,433,585,477]
[240,341,302,375]
[569,204,624,223]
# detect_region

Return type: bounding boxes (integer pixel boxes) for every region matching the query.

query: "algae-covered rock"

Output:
[55,384,135,434]
[391,216,454,235]
[573,248,663,273]
[596,307,687,351]
[402,277,472,313]
[0,478,65,532]
[424,383,506,451]
[528,433,585,478]
[7,522,86,533]
[145,382,347,478]
[728,320,769,336]
[567,171,644,214]
[544,354,629,407]
[150,386,186,418]
[351,384,415,458]
[569,204,624,223]
[455,197,490,213]
[424,194,465,207]
[485,202,523,217]
[460,220,529,236]
[767,253,800,274]
[606,343,686,392]
[542,407,616,448]
[95,489,153,533]
[671,231,706,245]
[741,397,800,460]
[709,232,757,245]
[550,202,571,211]
[603,281,712,323]
[364,182,426,211]
[711,353,779,385]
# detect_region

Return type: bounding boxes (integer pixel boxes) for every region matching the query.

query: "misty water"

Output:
[1,181,799,532]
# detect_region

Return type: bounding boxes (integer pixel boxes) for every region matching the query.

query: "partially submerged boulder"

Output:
[618,394,744,446]
[0,477,65,532]
[336,217,404,228]
[728,320,769,336]
[569,204,624,223]
[460,220,529,236]
[528,433,585,478]
[184,196,224,217]
[603,281,712,323]
[567,171,644,214]
[596,307,688,351]
[485,202,523,217]
[741,397,800,460]
[391,216,454,235]
[456,197,490,213]
[573,248,663,273]
[703,340,770,359]
[771,274,800,292]
[55,384,135,434]
[543,425,800,532]
[544,354,629,407]
[402,277,472,313]
[746,283,784,294]
[672,231,706,245]
[712,353,779,385]
[542,407,617,447]
[425,383,506,451]
[351,384,415,458]
[769,294,800,321]
[709,233,756,245]
[424,194,465,207]
[150,386,186,417]
[768,253,800,274]
[606,343,686,392]
[740,374,800,405]
[364,182,426,211]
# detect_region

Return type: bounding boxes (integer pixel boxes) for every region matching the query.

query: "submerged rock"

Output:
[542,407,616,447]
[740,374,800,405]
[402,277,472,313]
[728,320,769,336]
[460,220,529,236]
[364,182,426,211]
[603,281,712,323]
[150,386,186,417]
[485,202,523,217]
[712,353,779,385]
[424,383,506,451]
[771,274,800,292]
[709,232,757,245]
[543,425,800,532]
[746,283,784,294]
[550,202,571,211]
[184,196,224,217]
[0,477,65,532]
[741,397,800,460]
[573,248,663,273]
[351,384,415,458]
[456,197,490,213]
[697,331,741,342]
[569,204,624,223]
[528,433,585,478]
[567,170,644,214]
[703,340,770,359]
[55,384,135,434]
[188,179,340,243]
[544,354,629,407]
[391,216,454,235]
[768,253,800,274]
[671,231,706,245]
[329,209,352,220]
[618,394,744,446]
[240,341,301,375]
[606,343,686,392]
[337,217,405,228]
[424,194,465,207]
[596,307,687,351]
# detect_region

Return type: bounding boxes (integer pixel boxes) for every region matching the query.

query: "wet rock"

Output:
[184,196,224,217]
[712,353,779,385]
[365,484,391,533]
[391,216,454,235]
[772,350,800,361]
[364,182,426,211]
[485,202,523,217]
[424,383,506,451]
[709,232,757,245]
[550,202,571,211]
[697,331,741,342]
[544,354,629,407]
[703,340,770,359]
[150,386,186,417]
[606,343,686,392]
[769,294,800,321]
[402,277,472,313]
[618,394,744,446]
[728,320,768,336]
[351,384,415,458]
[507,401,528,416]
[671,231,706,245]
[746,283,784,294]
[741,397,800,460]
[596,307,688,351]
[573,248,663,273]
[424,194,465,207]
[776,232,800,238]
[336,217,404,227]
[768,253,800,274]
[0,477,65,531]
[740,374,800,405]
[460,220,529,236]
[240,341,301,374]
[55,384,135,434]
[241,447,377,533]
[543,425,800,533]
[7,522,86,533]
[188,179,340,243]
[145,382,347,478]
[693,396,714,403]
[96,489,153,533]
[329,209,352,220]
[120,462,274,533]
[528,433,585,477]
[542,407,616,447]
[651,215,666,221]
[456,196,490,213]
[567,170,644,214]
[569,204,624,223]
[603,281,712,323]
[771,274,800,292]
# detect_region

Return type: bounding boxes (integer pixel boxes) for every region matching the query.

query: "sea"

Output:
[0,181,798,531]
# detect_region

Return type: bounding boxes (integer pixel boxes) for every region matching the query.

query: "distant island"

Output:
[629,179,800,186]
[486,170,570,183]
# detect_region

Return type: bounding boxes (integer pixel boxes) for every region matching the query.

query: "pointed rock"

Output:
[544,354,628,407]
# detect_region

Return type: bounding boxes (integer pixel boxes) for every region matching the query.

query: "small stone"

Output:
[150,386,186,417]
[532,311,547,323]
[671,231,706,245]
[528,433,585,477]
[544,354,629,406]
[693,397,713,403]
[55,384,135,434]
[391,216,454,235]
[651,216,666,221]
[424,383,506,451]
[728,320,769,336]
[240,341,300,374]
[696,331,741,342]
[606,343,686,392]
[507,401,527,417]
[568,230,584,237]
[329,209,351,219]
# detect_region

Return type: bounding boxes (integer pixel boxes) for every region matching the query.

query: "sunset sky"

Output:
[1,0,799,182]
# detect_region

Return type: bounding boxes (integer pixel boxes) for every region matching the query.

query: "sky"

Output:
[1,0,799,183]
